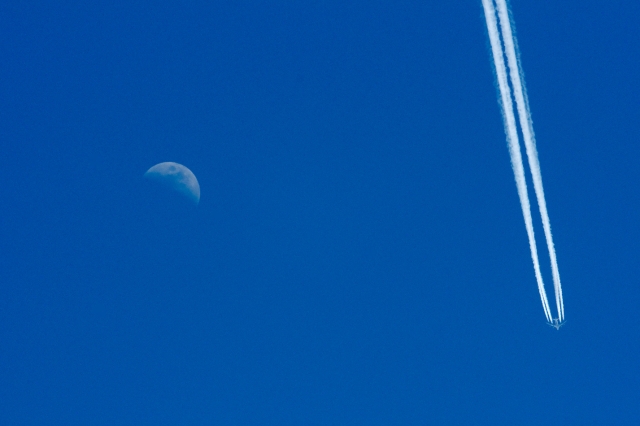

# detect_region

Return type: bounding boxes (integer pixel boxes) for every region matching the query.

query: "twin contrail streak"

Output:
[481,0,564,325]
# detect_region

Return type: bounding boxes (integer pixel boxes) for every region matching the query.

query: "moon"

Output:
[144,162,200,205]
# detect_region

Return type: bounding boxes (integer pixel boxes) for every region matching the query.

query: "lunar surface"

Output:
[144,162,200,205]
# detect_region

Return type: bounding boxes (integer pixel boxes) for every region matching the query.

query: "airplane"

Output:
[548,318,565,330]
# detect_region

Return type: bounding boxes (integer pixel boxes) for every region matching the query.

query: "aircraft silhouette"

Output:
[548,318,565,330]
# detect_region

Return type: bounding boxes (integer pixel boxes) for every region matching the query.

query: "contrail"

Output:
[494,0,565,322]
[481,0,552,322]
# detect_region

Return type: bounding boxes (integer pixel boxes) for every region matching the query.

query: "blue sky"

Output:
[1,0,639,424]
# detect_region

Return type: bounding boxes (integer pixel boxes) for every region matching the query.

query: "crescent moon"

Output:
[144,162,201,205]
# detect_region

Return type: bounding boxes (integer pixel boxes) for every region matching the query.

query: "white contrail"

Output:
[481,0,552,322]
[494,0,565,322]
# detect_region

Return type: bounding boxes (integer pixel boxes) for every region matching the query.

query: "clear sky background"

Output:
[1,0,639,424]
